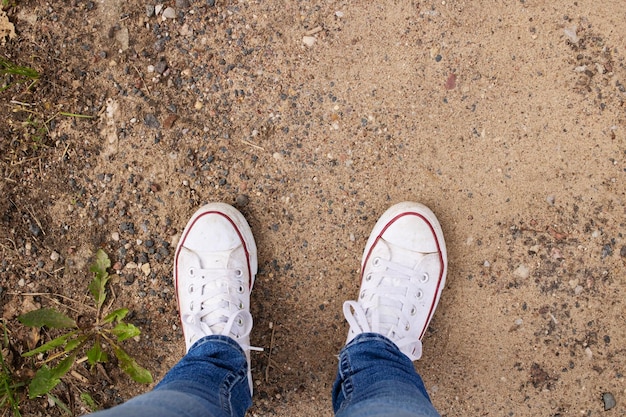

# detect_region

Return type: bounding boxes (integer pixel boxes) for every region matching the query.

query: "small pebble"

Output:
[514,264,530,279]
[50,251,60,261]
[302,36,316,47]
[235,194,249,207]
[445,73,457,90]
[175,0,189,8]
[564,25,579,43]
[162,7,176,19]
[154,39,166,52]
[146,4,155,17]
[125,262,138,270]
[163,114,178,129]
[155,60,168,75]
[144,113,160,129]
[29,223,42,237]
[602,392,616,411]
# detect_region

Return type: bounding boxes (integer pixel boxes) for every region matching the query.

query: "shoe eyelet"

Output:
[416,289,424,300]
[420,273,429,283]
[238,302,244,310]
[405,323,410,331]
[373,257,381,267]
[235,269,243,278]
[237,317,244,326]
[360,292,366,299]
[189,302,195,312]
[410,306,417,316]
[237,285,245,294]
[188,267,195,277]
[187,284,194,293]
[365,273,372,282]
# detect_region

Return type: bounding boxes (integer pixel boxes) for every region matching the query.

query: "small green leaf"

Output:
[80,392,98,411]
[103,308,129,324]
[47,393,72,415]
[28,354,75,398]
[22,331,78,357]
[89,249,111,278]
[110,322,140,342]
[86,340,108,365]
[18,308,77,329]
[64,335,88,353]
[112,346,152,384]
[29,366,57,398]
[51,354,76,379]
[88,249,111,309]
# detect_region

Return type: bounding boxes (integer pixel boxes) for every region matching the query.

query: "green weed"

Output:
[1,0,17,9]
[18,249,153,399]
[0,321,24,417]
[0,57,38,92]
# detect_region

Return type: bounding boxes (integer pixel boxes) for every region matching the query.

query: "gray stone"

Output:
[144,114,160,129]
[603,392,616,411]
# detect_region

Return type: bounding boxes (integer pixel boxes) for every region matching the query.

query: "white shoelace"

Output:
[344,256,426,360]
[182,266,262,352]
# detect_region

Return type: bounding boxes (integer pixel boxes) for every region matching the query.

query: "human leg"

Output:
[333,202,447,417]
[90,203,259,417]
[89,336,250,417]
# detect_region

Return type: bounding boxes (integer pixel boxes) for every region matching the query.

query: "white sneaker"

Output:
[344,202,447,361]
[174,202,260,393]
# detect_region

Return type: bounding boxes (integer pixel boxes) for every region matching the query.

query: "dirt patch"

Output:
[1,0,625,416]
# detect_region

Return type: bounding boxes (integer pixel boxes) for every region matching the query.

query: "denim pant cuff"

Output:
[332,333,440,417]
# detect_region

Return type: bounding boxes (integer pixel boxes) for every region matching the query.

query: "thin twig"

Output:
[241,139,265,151]
[132,65,151,96]
[25,205,45,236]
[61,142,71,161]
[4,237,18,252]
[9,292,96,313]
[40,266,66,278]
[265,323,276,383]
[9,100,34,107]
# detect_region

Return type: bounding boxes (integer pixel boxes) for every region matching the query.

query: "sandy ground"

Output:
[1,0,625,415]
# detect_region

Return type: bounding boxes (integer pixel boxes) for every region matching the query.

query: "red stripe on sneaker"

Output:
[360,211,446,341]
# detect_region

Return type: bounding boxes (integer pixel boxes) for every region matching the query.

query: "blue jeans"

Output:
[90,333,439,417]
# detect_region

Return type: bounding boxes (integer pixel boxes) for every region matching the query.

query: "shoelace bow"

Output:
[182,266,262,352]
[344,256,427,360]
